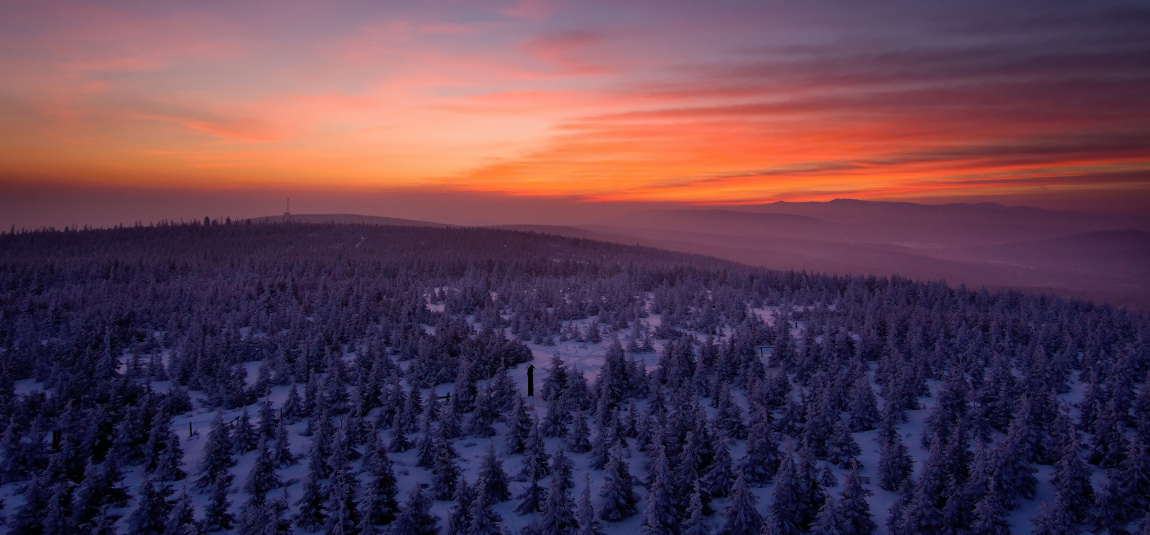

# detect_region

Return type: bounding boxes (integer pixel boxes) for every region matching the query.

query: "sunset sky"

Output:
[2,0,1148,227]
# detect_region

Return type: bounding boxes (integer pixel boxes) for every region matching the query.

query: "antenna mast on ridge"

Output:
[284,197,292,223]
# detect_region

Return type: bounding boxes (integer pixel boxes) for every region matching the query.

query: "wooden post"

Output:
[527,364,535,397]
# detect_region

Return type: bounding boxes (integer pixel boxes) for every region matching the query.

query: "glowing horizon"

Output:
[2,0,1148,215]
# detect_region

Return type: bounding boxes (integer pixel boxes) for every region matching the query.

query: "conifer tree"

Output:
[682,482,710,535]
[516,475,548,516]
[848,376,880,432]
[203,474,235,532]
[598,442,637,521]
[519,421,551,481]
[1050,427,1094,526]
[704,429,736,499]
[196,411,235,490]
[296,461,328,531]
[538,453,577,535]
[836,464,875,535]
[388,420,411,453]
[721,471,763,535]
[127,477,173,535]
[809,494,841,535]
[769,445,822,534]
[245,434,281,506]
[391,488,439,535]
[449,480,476,535]
[258,398,278,438]
[271,416,296,467]
[878,429,914,492]
[506,394,534,455]
[155,429,186,481]
[643,444,681,535]
[476,441,512,503]
[467,491,503,535]
[576,475,604,535]
[567,410,593,453]
[237,496,292,535]
[362,434,400,526]
[969,488,1010,535]
[165,488,199,535]
[431,431,461,500]
[322,431,360,534]
[234,407,259,453]
[739,412,781,486]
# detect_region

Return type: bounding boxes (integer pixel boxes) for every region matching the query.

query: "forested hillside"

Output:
[0,221,1146,534]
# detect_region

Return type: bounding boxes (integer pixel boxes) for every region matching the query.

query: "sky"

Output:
[1,0,1149,228]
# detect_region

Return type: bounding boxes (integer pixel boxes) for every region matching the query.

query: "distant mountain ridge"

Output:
[246,213,449,227]
[250,201,1149,308]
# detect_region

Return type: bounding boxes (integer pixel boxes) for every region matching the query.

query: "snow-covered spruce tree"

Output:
[362,433,400,526]
[476,441,512,503]
[467,385,497,438]
[295,456,328,531]
[541,355,569,402]
[155,428,186,482]
[968,487,1010,535]
[576,474,604,535]
[536,452,577,535]
[587,412,618,471]
[467,490,503,535]
[720,471,763,535]
[642,444,680,535]
[878,427,914,492]
[282,384,302,424]
[681,482,710,535]
[677,414,713,500]
[389,418,411,453]
[836,463,876,535]
[516,473,548,516]
[909,435,961,535]
[541,393,571,438]
[244,434,282,508]
[233,406,259,454]
[1093,469,1136,535]
[1116,426,1150,516]
[415,414,438,469]
[430,429,461,500]
[988,407,1038,510]
[809,494,841,535]
[126,477,174,535]
[567,410,593,453]
[551,447,575,491]
[1049,424,1094,526]
[519,420,551,481]
[713,381,747,440]
[390,487,439,535]
[165,487,199,535]
[768,444,823,534]
[847,375,880,432]
[270,416,296,467]
[506,393,534,455]
[1089,399,1127,469]
[598,442,637,522]
[595,339,630,415]
[196,410,235,490]
[257,397,278,438]
[449,480,476,535]
[322,430,360,534]
[703,427,736,500]
[237,495,292,535]
[739,408,780,486]
[203,474,235,532]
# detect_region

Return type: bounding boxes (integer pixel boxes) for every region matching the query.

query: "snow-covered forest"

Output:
[0,221,1147,535]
